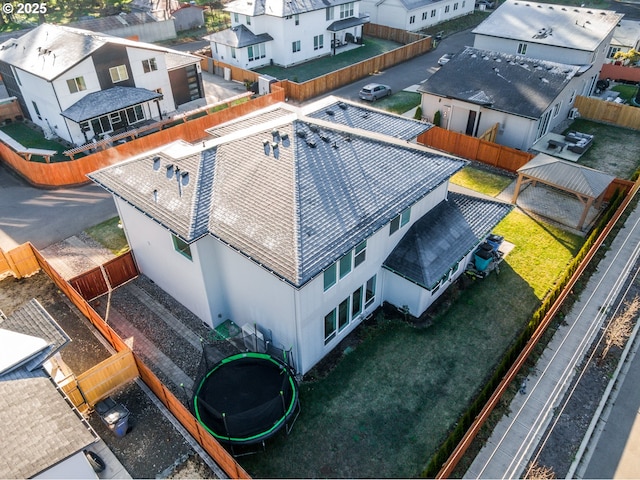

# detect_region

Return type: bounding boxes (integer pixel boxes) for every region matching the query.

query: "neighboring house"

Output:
[131,0,182,21]
[172,3,206,31]
[0,23,204,146]
[472,0,623,97]
[204,0,370,69]
[417,47,583,150]
[607,19,640,63]
[359,0,474,31]
[68,11,178,43]
[0,299,99,479]
[89,97,512,375]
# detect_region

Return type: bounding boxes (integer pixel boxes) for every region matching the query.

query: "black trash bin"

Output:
[95,397,130,438]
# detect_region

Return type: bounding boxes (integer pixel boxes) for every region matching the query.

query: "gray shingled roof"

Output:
[68,12,157,33]
[518,154,615,198]
[417,47,581,119]
[305,99,432,140]
[0,375,96,478]
[207,106,294,137]
[384,192,513,289]
[327,14,370,31]
[0,23,200,81]
[472,0,623,52]
[61,87,162,123]
[0,299,71,374]
[203,24,274,48]
[396,0,442,11]
[90,103,466,286]
[226,0,358,16]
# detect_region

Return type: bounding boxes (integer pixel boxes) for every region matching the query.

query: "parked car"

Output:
[475,0,495,8]
[359,83,392,101]
[438,53,454,66]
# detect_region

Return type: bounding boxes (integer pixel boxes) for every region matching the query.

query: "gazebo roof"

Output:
[517,154,615,199]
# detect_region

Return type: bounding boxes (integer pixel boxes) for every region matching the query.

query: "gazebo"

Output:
[511,154,615,231]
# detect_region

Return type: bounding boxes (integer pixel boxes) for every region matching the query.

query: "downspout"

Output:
[292,284,302,375]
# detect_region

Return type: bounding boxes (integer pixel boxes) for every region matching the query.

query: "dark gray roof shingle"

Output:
[384,192,513,289]
[203,24,274,48]
[61,86,162,122]
[417,47,581,119]
[226,0,358,16]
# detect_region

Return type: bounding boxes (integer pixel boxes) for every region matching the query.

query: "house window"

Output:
[607,46,621,58]
[462,0,465,6]
[552,102,561,117]
[339,251,352,279]
[125,105,145,124]
[352,286,363,318]
[354,240,366,268]
[445,5,450,13]
[31,101,42,120]
[431,9,436,16]
[314,35,324,50]
[401,206,411,226]
[110,112,121,124]
[338,297,350,331]
[142,58,158,73]
[454,2,458,9]
[292,40,301,53]
[324,263,337,291]
[109,65,129,83]
[422,11,428,20]
[67,76,87,94]
[294,14,299,25]
[233,12,239,22]
[365,275,376,308]
[326,6,334,20]
[324,309,336,344]
[389,206,410,235]
[517,42,527,55]
[409,15,415,24]
[230,47,236,59]
[339,2,354,18]
[172,234,192,260]
[248,43,266,61]
[569,89,577,104]
[91,115,113,135]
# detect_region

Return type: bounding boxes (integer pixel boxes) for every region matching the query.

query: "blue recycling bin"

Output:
[95,397,130,438]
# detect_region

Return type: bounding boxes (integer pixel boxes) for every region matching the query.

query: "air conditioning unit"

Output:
[241,323,267,353]
[568,107,580,120]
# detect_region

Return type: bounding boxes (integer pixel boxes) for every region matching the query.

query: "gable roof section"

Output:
[0,375,96,478]
[472,0,623,52]
[90,102,466,286]
[0,23,199,81]
[417,47,580,119]
[204,24,274,48]
[384,192,513,289]
[61,86,162,123]
[68,11,158,33]
[304,98,433,139]
[226,0,358,17]
[518,154,615,198]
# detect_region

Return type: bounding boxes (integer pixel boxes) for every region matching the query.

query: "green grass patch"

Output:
[611,84,639,103]
[84,217,129,256]
[239,211,584,477]
[0,122,69,162]
[371,91,421,115]
[450,166,513,197]
[256,37,402,82]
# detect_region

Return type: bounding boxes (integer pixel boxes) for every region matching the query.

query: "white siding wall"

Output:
[360,0,473,31]
[473,35,592,65]
[127,47,177,115]
[115,199,214,325]
[52,58,101,111]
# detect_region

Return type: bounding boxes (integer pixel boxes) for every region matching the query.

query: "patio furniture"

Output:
[547,138,566,151]
[564,131,594,154]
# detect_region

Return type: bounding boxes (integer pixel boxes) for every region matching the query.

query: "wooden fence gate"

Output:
[69,251,138,301]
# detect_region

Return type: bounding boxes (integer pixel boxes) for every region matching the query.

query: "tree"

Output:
[613,49,640,66]
[600,296,638,363]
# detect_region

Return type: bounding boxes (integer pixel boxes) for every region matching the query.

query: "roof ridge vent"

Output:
[306,139,316,148]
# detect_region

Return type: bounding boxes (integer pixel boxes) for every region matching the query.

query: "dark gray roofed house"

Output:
[68,11,177,42]
[89,98,511,374]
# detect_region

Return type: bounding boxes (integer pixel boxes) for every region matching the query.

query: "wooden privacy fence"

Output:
[574,95,640,130]
[0,87,284,188]
[70,251,138,301]
[0,243,40,279]
[61,349,139,412]
[436,179,640,478]
[2,244,250,479]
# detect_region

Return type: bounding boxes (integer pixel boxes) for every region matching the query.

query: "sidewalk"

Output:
[465,199,640,478]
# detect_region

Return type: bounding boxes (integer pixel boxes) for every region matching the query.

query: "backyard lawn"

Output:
[240,210,583,478]
[0,122,69,162]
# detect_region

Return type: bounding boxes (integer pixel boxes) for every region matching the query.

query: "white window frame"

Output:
[292,40,301,53]
[518,42,528,55]
[314,34,324,50]
[109,65,129,83]
[142,58,158,73]
[67,76,87,94]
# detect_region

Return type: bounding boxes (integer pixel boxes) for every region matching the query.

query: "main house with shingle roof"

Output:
[358,0,473,32]
[204,0,370,69]
[89,97,511,374]
[418,1,623,150]
[0,23,204,146]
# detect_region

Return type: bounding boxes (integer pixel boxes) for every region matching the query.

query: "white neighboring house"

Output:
[472,0,623,97]
[359,0,474,31]
[89,97,512,375]
[204,0,370,69]
[606,19,640,63]
[0,23,204,146]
